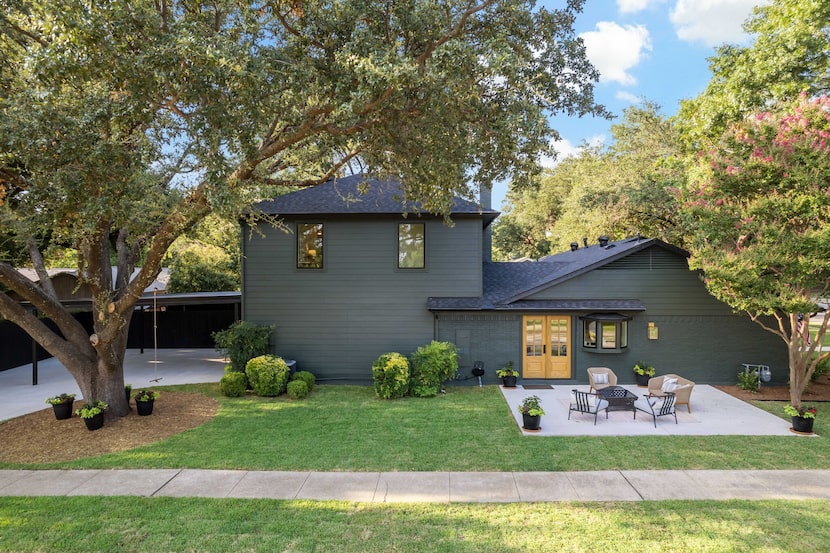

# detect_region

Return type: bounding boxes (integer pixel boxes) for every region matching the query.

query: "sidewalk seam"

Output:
[150,468,184,497]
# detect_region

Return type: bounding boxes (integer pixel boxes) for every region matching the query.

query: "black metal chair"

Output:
[568,389,610,425]
[639,392,678,428]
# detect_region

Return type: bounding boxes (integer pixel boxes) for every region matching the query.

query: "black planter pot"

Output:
[136,399,154,416]
[502,375,518,388]
[83,413,105,431]
[522,413,541,431]
[635,373,650,387]
[791,415,815,434]
[51,401,74,420]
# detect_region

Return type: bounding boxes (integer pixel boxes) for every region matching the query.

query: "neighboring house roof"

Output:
[15,268,170,293]
[252,173,500,226]
[427,236,686,312]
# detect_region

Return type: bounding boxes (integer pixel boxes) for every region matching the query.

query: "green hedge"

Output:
[371,352,411,399]
[245,355,290,397]
[212,321,273,372]
[219,370,247,397]
[409,341,458,398]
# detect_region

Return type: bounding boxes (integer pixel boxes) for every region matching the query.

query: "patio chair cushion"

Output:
[569,392,608,410]
[593,373,609,384]
[661,377,679,392]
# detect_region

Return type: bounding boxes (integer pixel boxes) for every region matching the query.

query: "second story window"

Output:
[398,223,425,269]
[297,223,324,269]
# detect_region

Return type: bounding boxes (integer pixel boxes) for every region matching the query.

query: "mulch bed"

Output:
[715,376,830,403]
[0,391,218,464]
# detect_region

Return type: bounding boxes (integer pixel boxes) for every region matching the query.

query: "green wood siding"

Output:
[242,216,483,382]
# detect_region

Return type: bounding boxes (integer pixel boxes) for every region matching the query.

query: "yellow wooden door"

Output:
[522,315,572,379]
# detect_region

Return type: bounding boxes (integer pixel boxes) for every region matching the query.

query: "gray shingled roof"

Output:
[427,236,686,312]
[253,173,499,224]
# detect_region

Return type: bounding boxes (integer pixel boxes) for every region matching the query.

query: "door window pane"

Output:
[398,223,425,269]
[297,223,324,269]
[550,318,567,357]
[525,319,543,356]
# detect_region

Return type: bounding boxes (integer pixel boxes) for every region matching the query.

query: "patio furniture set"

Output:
[568,367,696,427]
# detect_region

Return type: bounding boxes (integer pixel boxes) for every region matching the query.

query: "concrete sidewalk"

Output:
[1,469,829,502]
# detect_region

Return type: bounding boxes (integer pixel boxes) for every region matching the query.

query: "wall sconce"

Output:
[648,322,658,340]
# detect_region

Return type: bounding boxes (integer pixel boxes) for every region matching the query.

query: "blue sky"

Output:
[490,0,768,208]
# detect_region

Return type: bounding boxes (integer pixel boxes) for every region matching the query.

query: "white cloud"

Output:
[616,90,642,104]
[542,136,606,168]
[617,0,665,14]
[670,0,769,47]
[580,22,652,86]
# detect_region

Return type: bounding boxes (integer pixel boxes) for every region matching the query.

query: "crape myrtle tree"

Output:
[0,0,608,416]
[678,94,830,408]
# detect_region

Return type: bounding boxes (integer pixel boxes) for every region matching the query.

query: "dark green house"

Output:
[242,174,787,385]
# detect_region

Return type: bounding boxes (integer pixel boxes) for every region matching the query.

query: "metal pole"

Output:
[32,336,38,386]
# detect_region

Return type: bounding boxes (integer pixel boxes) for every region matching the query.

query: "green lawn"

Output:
[3,383,829,553]
[3,383,826,472]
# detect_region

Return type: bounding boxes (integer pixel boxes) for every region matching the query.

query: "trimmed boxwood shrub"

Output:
[286,379,310,399]
[409,341,458,397]
[372,352,411,399]
[291,370,316,391]
[219,370,247,397]
[245,355,290,397]
[212,321,274,372]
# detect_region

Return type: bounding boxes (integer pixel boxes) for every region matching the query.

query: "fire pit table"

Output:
[596,386,639,418]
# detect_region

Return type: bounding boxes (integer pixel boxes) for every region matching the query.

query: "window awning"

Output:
[579,312,633,322]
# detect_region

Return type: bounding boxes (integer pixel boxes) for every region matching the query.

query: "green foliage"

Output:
[678,0,830,148]
[518,395,545,416]
[74,400,108,419]
[409,341,459,398]
[245,355,290,397]
[495,102,685,260]
[45,393,75,405]
[737,368,759,393]
[212,321,273,372]
[371,352,411,400]
[167,242,239,293]
[286,379,310,400]
[632,363,655,377]
[811,355,830,382]
[496,361,518,378]
[133,389,159,402]
[291,371,316,392]
[219,370,248,398]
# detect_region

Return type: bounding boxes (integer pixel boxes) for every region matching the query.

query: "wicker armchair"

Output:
[587,367,617,392]
[647,374,695,413]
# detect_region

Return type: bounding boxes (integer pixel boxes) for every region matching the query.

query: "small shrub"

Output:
[409,341,458,398]
[811,355,830,382]
[245,355,290,397]
[372,352,411,399]
[212,321,274,372]
[291,370,316,391]
[219,371,248,397]
[737,367,759,392]
[287,379,310,399]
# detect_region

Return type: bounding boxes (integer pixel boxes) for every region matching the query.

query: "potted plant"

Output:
[75,400,108,431]
[45,393,76,420]
[784,404,817,434]
[133,389,159,416]
[496,361,519,388]
[633,362,655,387]
[518,394,545,431]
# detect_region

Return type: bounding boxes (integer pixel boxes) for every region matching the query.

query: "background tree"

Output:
[494,102,683,258]
[0,0,607,416]
[677,0,830,149]
[678,94,830,408]
[167,215,241,293]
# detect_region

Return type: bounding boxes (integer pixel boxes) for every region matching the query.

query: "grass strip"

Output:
[0,496,828,552]
[2,384,827,472]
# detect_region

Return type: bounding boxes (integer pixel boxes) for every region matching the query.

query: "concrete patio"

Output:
[500,384,802,437]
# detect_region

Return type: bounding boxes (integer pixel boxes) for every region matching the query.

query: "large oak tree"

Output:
[0,0,606,415]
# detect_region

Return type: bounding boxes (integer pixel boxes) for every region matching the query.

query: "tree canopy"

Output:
[677,0,830,148]
[678,94,830,406]
[492,101,683,259]
[0,0,607,415]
